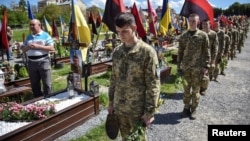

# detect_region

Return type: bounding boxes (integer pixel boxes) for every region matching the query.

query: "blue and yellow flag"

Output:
[70,0,91,62]
[159,0,171,36]
[44,16,52,35]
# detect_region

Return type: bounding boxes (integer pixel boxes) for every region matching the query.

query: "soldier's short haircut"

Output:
[115,12,136,28]
[189,13,199,18]
[202,19,210,23]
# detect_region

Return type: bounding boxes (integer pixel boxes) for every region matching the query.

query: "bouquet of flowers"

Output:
[0,102,55,121]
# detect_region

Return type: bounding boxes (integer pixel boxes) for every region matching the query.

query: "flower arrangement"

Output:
[0,102,56,121]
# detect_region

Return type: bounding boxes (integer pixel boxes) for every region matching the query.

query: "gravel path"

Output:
[56,31,250,141]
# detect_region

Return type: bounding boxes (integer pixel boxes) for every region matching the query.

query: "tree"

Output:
[19,0,26,12]
[41,4,62,22]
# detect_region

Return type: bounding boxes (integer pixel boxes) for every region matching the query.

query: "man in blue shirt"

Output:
[21,19,55,98]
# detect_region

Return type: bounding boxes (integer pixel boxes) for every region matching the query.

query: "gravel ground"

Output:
[56,31,250,141]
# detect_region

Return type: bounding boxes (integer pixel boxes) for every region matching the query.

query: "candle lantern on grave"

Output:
[89,80,99,96]
[0,69,7,93]
[67,72,75,99]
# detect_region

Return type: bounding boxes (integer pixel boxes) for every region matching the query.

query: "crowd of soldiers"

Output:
[200,15,249,95]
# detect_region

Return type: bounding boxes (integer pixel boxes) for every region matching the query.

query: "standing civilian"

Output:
[21,19,54,98]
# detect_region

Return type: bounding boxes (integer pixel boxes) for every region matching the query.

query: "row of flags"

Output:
[1,0,216,57]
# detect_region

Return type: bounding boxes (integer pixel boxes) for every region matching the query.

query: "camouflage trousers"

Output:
[230,44,236,59]
[182,69,201,110]
[220,56,228,73]
[200,71,210,89]
[214,57,222,79]
[116,114,147,141]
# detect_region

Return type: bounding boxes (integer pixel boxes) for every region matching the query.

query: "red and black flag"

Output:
[0,9,9,51]
[180,0,214,26]
[52,20,59,39]
[102,0,126,33]
[88,11,98,35]
[131,2,147,42]
[96,10,102,28]
[220,15,234,25]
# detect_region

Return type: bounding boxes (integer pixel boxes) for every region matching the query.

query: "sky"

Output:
[1,0,249,13]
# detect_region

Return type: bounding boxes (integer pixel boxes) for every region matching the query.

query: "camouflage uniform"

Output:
[225,30,232,60]
[201,30,218,91]
[237,27,244,53]
[229,27,238,59]
[109,39,160,140]
[214,29,225,80]
[222,32,231,74]
[177,29,210,112]
[71,64,82,74]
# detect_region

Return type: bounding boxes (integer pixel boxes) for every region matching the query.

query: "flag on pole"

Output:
[180,0,214,26]
[44,16,52,35]
[159,0,172,36]
[102,0,126,33]
[1,9,9,51]
[59,15,65,36]
[88,11,98,35]
[131,3,147,41]
[147,0,157,36]
[52,20,59,39]
[96,11,102,28]
[70,0,91,62]
[27,0,35,20]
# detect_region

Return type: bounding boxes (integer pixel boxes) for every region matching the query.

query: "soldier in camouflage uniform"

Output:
[200,19,218,95]
[222,26,231,74]
[108,12,160,140]
[224,25,232,60]
[71,55,82,74]
[214,21,225,80]
[237,25,244,53]
[177,13,210,120]
[229,24,238,60]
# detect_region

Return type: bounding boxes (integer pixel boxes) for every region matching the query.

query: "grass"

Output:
[13,29,30,42]
[71,123,114,141]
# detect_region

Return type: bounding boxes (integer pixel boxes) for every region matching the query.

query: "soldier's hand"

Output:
[177,69,183,76]
[108,106,114,114]
[141,115,154,127]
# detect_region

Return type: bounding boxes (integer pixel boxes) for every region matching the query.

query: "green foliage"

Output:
[41,4,63,21]
[98,93,109,108]
[71,123,113,141]
[18,66,29,78]
[125,121,146,141]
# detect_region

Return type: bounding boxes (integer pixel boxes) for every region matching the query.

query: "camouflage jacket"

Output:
[177,29,210,71]
[207,30,218,61]
[224,33,231,53]
[109,39,160,118]
[215,29,225,56]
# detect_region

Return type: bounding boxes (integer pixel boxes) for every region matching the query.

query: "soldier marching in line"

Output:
[200,19,218,95]
[177,13,210,120]
[213,20,225,80]
[222,25,231,73]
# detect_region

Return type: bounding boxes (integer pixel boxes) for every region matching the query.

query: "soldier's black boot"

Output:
[181,107,191,118]
[200,88,207,96]
[190,109,197,120]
